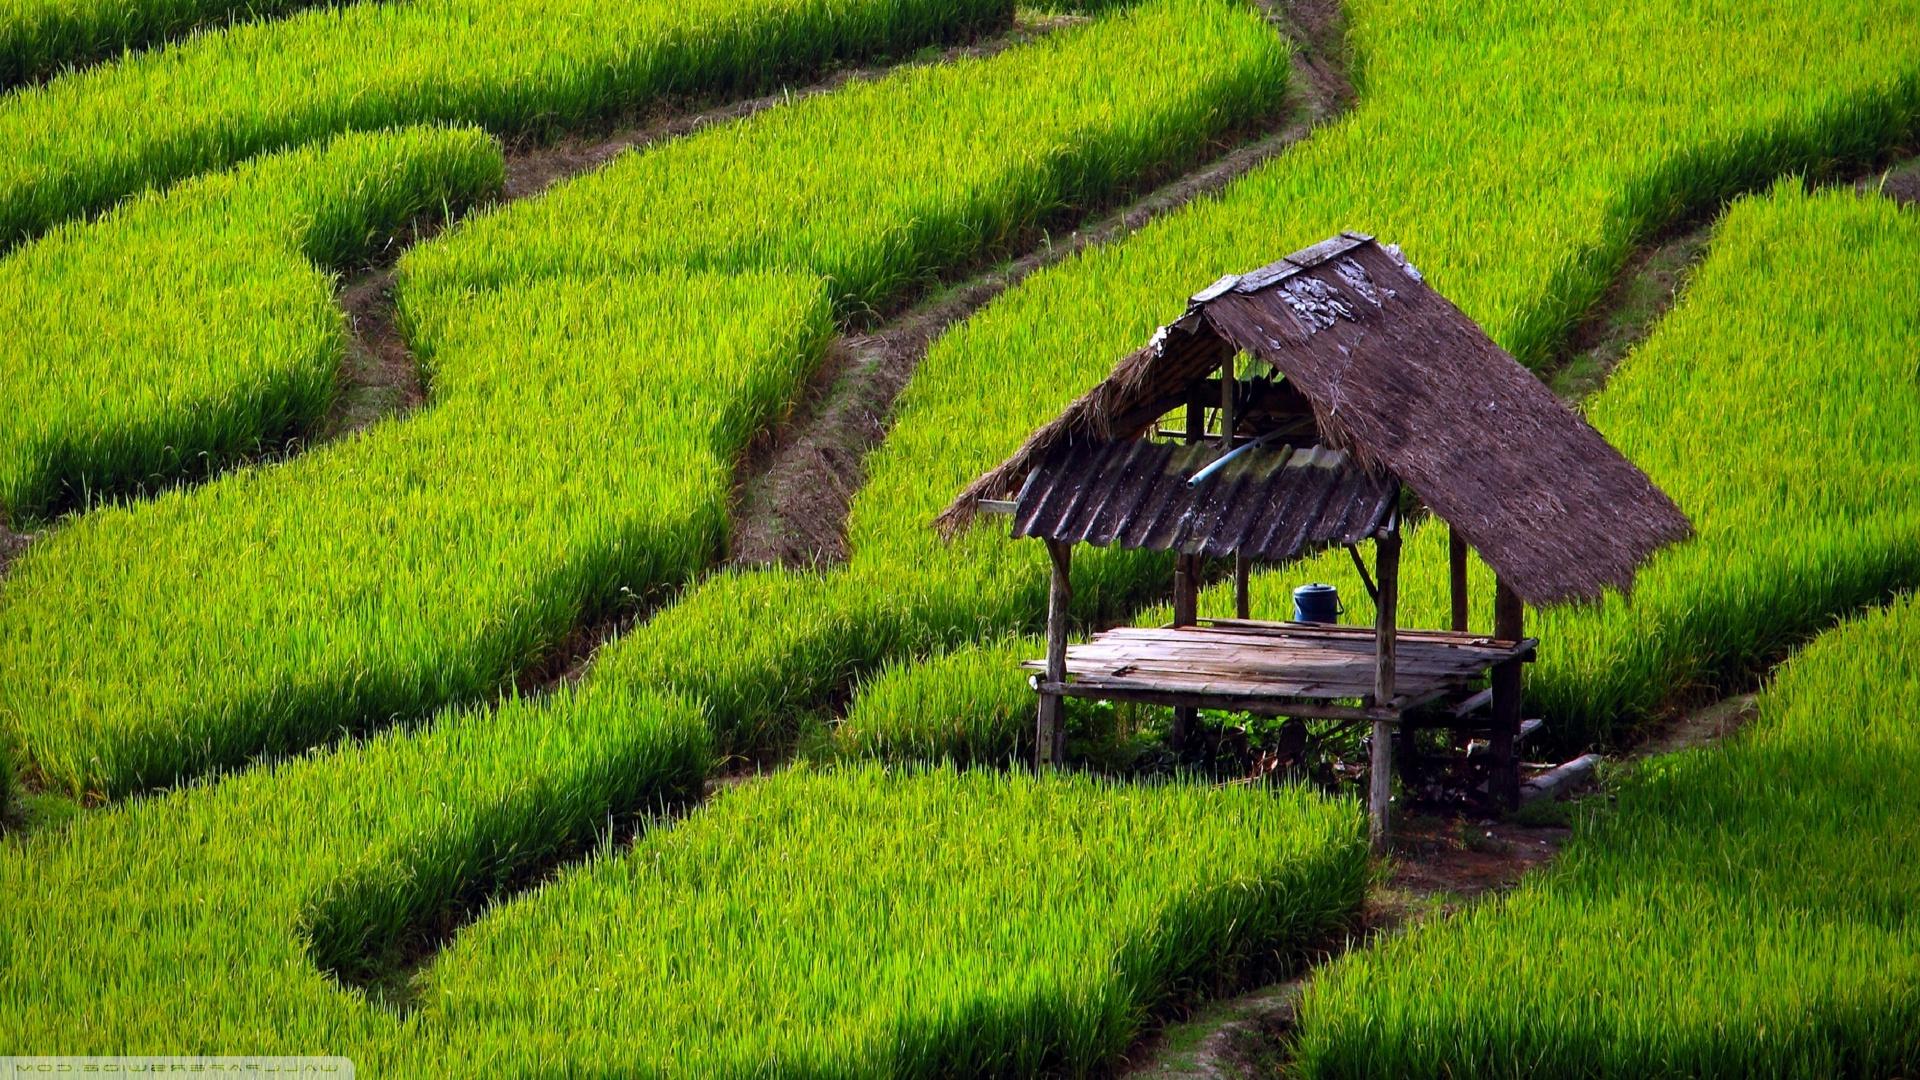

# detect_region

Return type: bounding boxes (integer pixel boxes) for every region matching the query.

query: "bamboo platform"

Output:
[1024,618,1534,721]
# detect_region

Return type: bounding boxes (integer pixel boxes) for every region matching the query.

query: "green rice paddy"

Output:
[3,0,1918,1069]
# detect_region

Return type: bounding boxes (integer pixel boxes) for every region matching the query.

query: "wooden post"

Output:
[1489,576,1525,808]
[1036,539,1072,768]
[1171,552,1198,627]
[1233,554,1251,619]
[1171,550,1198,753]
[1449,526,1470,633]
[1219,354,1237,451]
[1369,520,1401,854]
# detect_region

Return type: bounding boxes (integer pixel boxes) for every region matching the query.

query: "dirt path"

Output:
[1863,157,1920,205]
[0,522,28,577]
[315,15,1070,445]
[726,0,1354,568]
[1122,688,1763,1079]
[1545,223,1713,400]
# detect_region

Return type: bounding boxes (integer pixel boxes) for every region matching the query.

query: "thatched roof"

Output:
[940,232,1692,606]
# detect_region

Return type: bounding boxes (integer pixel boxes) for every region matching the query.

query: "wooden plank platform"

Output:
[1022,619,1534,717]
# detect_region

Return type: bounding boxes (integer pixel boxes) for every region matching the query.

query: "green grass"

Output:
[1295,599,1920,1073]
[832,633,1051,765]
[0,0,330,87]
[398,0,1281,322]
[1284,179,1920,1079]
[2,269,831,797]
[0,126,502,526]
[0,0,1012,248]
[574,0,1920,764]
[0,737,1362,1070]
[0,0,1292,798]
[0,678,712,1051]
[405,766,1365,1075]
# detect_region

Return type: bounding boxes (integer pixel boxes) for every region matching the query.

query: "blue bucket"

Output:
[1292,582,1341,624]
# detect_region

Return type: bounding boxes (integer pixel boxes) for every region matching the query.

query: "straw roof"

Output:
[940,233,1692,606]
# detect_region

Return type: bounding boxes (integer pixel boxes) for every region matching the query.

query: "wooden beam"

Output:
[1172,553,1199,628]
[1345,543,1379,605]
[1449,526,1470,632]
[1220,353,1237,451]
[1033,680,1405,722]
[1370,519,1401,854]
[1172,338,1201,744]
[1036,539,1072,768]
[1234,554,1251,620]
[1489,576,1525,808]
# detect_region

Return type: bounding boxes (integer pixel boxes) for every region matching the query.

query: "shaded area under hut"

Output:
[941,232,1691,849]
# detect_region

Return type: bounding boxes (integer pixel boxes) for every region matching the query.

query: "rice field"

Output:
[0,739,1363,1071]
[5,0,1920,1069]
[0,0,326,86]
[849,172,1920,761]
[2,269,830,796]
[0,126,502,525]
[1220,179,1920,750]
[0,0,1010,247]
[575,0,1920,764]
[0,0,1289,798]
[1289,189,1920,1077]
[1300,597,1920,1078]
[0,678,714,1051]
[410,767,1364,1075]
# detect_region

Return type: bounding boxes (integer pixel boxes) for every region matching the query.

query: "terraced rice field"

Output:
[3,0,1918,1071]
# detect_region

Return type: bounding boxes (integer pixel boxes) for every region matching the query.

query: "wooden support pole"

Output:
[1489,576,1525,809]
[1171,550,1199,753]
[1449,526,1470,633]
[1219,354,1237,451]
[1036,539,1072,769]
[1172,552,1198,627]
[1234,554,1251,620]
[1370,522,1401,855]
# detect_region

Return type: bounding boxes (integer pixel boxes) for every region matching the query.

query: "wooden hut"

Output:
[941,232,1691,850]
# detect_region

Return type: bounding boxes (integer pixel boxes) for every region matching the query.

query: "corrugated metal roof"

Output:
[1009,439,1394,560]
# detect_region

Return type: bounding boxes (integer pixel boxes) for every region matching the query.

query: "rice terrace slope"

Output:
[2,0,1919,1073]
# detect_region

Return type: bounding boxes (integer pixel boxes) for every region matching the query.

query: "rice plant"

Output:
[0,126,502,526]
[0,678,713,1052]
[3,269,832,796]
[0,727,1362,1069]
[1291,191,1920,1061]
[597,0,1920,763]
[406,766,1366,1076]
[832,633,1051,765]
[0,0,1012,247]
[0,0,328,87]
[0,0,1291,798]
[1298,587,1920,1080]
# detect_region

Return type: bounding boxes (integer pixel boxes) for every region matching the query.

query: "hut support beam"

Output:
[1234,554,1251,620]
[1171,551,1199,752]
[1370,523,1401,854]
[1172,360,1201,760]
[1489,577,1525,807]
[1036,539,1072,768]
[1449,527,1470,632]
